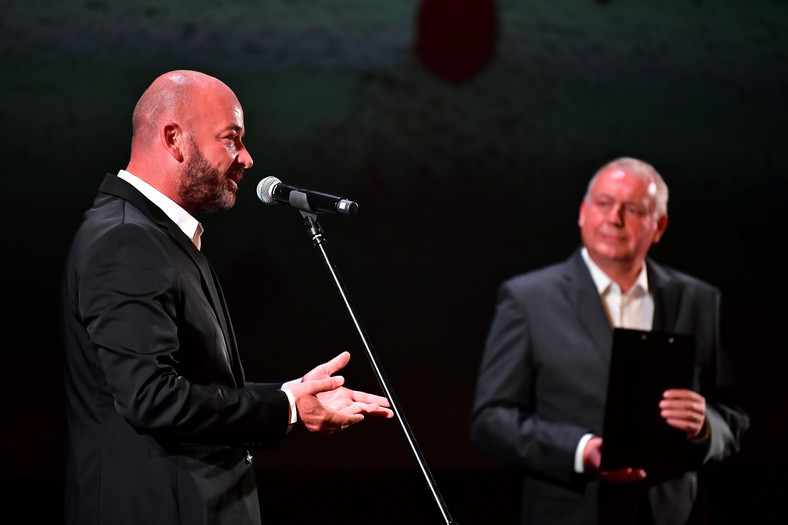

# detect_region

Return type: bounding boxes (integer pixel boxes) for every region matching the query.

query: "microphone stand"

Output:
[296,208,457,525]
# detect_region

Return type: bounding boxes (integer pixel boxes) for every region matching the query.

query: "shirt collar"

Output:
[117,170,202,241]
[580,247,649,295]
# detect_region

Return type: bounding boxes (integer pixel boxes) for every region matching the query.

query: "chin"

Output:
[594,249,632,262]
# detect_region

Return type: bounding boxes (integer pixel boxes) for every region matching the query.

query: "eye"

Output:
[625,204,646,216]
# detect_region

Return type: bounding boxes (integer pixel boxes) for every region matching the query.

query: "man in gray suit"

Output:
[470,158,748,524]
[60,70,393,525]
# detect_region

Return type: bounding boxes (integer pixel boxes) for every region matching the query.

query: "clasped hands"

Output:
[583,388,707,483]
[287,351,393,434]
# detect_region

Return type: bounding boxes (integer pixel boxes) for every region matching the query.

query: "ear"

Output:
[652,214,668,244]
[161,122,185,162]
[578,200,587,229]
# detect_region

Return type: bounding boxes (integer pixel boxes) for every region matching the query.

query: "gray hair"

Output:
[585,157,669,218]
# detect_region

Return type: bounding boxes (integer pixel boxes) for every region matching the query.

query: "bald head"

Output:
[131,70,228,149]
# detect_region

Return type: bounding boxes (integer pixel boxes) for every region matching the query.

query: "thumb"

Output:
[323,352,351,376]
[302,352,351,382]
[303,375,345,396]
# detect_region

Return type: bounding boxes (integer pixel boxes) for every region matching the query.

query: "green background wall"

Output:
[1,1,786,523]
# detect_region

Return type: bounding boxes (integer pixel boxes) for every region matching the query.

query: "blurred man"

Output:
[470,157,748,524]
[60,70,392,525]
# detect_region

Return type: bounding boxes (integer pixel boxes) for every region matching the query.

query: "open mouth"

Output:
[227,170,243,191]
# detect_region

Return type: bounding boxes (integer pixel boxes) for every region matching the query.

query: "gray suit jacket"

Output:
[470,249,748,525]
[61,174,290,525]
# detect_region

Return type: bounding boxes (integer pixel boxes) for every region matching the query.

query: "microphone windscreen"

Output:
[256,176,281,204]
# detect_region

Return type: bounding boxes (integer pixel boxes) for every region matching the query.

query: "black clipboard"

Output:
[600,328,697,478]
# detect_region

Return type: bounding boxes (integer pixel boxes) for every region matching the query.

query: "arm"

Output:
[660,290,749,462]
[701,291,750,462]
[470,283,591,485]
[80,224,288,447]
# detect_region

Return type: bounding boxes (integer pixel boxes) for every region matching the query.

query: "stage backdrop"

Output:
[1,1,786,523]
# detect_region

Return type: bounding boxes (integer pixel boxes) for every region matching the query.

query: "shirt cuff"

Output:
[574,433,595,474]
[690,418,711,443]
[281,387,298,425]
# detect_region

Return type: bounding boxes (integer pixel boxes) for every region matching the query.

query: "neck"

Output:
[125,161,182,206]
[594,257,644,293]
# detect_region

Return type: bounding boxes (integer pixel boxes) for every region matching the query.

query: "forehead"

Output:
[193,86,245,130]
[592,167,657,201]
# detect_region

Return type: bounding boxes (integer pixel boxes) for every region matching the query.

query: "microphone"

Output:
[256,176,358,215]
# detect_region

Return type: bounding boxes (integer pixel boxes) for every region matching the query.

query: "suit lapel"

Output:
[563,249,614,364]
[206,264,245,383]
[174,239,244,385]
[98,174,244,385]
[648,258,683,333]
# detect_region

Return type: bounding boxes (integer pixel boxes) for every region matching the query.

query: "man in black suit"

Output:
[470,158,749,524]
[60,70,393,525]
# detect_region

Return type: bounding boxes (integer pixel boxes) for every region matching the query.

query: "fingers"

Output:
[291,354,394,433]
[660,389,706,438]
[663,416,706,438]
[294,375,345,397]
[600,467,647,484]
[662,388,705,403]
[302,352,351,383]
[316,386,394,419]
[291,376,392,433]
[336,402,394,418]
[582,437,603,474]
[321,351,351,376]
[584,437,646,483]
[346,389,391,408]
[291,384,364,434]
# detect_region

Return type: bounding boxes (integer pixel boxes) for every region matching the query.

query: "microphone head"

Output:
[256,176,281,204]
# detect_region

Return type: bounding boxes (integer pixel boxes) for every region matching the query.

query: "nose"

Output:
[237,142,253,169]
[608,203,625,225]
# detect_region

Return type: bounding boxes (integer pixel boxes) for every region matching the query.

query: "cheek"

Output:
[631,223,657,244]
[583,212,605,232]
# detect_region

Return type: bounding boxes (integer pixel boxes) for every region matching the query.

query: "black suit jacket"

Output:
[60,174,291,525]
[470,249,749,525]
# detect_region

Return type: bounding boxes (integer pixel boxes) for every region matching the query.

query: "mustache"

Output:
[226,165,244,185]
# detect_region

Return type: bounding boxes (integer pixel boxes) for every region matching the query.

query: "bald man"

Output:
[471,158,749,524]
[60,70,392,525]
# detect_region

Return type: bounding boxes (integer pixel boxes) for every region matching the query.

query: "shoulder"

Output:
[648,258,720,296]
[68,194,177,278]
[76,200,165,252]
[494,257,582,312]
[504,262,566,289]
[501,252,580,293]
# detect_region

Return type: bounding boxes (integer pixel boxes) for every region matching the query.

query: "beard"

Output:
[178,139,242,213]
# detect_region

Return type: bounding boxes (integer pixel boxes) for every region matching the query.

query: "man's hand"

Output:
[288,376,362,433]
[583,437,647,483]
[660,389,707,439]
[291,352,393,434]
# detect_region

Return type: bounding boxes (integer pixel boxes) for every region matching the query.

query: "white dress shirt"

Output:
[118,170,203,247]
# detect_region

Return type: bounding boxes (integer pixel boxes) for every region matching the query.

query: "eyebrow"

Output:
[593,194,649,207]
[221,124,244,136]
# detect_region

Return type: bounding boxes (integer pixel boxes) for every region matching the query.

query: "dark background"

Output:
[1,1,786,523]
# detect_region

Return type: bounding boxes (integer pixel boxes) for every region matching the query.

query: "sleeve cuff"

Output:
[282,388,297,425]
[575,433,595,473]
[691,418,711,444]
